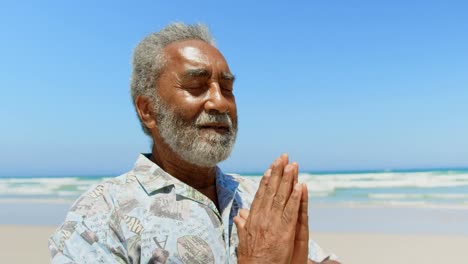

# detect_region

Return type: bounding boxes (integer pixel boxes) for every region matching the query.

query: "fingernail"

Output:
[294,183,301,191]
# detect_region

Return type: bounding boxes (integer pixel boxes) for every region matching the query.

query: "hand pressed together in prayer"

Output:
[234,154,311,264]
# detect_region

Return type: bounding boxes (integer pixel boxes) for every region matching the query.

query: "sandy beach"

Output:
[1,200,468,263]
[314,232,468,263]
[1,225,468,263]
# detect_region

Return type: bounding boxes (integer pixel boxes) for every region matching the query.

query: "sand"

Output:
[313,232,468,263]
[1,201,467,263]
[1,225,468,263]
[1,225,57,263]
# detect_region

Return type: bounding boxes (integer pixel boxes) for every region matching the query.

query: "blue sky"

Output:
[1,0,467,176]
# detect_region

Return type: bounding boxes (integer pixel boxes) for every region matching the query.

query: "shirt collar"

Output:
[132,153,176,193]
[216,167,240,215]
[132,153,240,214]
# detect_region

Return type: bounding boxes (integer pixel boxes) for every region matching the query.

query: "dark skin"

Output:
[135,39,340,264]
[136,39,237,209]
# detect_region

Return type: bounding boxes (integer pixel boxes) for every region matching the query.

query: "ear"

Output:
[135,95,157,131]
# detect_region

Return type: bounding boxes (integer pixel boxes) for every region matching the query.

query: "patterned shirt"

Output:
[49,154,337,263]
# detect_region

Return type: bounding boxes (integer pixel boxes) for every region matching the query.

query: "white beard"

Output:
[153,95,237,167]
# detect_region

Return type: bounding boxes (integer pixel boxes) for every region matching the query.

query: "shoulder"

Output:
[53,173,133,234]
[49,172,137,262]
[68,174,128,215]
[53,170,140,236]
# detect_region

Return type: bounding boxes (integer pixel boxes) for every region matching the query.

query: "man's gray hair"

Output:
[130,22,215,136]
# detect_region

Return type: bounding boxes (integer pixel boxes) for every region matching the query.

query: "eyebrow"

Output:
[221,72,236,82]
[183,69,236,82]
[183,69,210,78]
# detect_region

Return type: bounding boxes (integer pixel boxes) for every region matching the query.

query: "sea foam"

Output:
[1,170,468,208]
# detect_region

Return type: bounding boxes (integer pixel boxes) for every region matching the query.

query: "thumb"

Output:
[239,208,250,220]
[234,209,250,236]
[233,215,246,237]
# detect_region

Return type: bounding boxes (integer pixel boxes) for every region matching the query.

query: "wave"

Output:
[298,172,468,192]
[242,171,468,192]
[2,171,468,208]
[0,177,104,198]
[368,193,468,200]
[241,171,468,208]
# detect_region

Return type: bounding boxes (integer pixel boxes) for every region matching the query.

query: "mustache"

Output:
[195,112,233,129]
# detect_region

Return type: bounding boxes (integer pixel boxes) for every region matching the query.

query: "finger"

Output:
[268,153,289,194]
[233,216,246,231]
[271,164,295,215]
[290,184,310,264]
[296,183,309,242]
[260,154,289,211]
[248,168,272,216]
[292,162,299,186]
[282,182,302,229]
[239,208,250,220]
[267,153,288,169]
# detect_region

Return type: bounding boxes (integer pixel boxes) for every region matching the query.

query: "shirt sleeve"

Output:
[49,184,129,264]
[308,239,339,262]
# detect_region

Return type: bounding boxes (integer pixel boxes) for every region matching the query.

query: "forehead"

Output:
[162,39,230,71]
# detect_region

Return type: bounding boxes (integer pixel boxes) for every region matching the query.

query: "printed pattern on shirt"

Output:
[49,154,337,263]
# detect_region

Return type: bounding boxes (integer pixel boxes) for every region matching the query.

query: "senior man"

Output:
[49,23,340,264]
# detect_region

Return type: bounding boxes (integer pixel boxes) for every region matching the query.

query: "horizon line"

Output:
[1,166,468,178]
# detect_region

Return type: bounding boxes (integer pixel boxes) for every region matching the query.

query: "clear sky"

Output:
[1,0,467,176]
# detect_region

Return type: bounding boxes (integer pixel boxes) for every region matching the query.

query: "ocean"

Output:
[1,168,468,209]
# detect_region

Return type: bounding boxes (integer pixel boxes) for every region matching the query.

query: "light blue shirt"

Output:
[49,154,336,263]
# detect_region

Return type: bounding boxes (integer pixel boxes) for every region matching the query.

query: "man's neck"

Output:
[150,144,217,190]
[150,145,220,211]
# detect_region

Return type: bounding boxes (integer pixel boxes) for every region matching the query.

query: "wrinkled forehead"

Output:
[162,39,230,71]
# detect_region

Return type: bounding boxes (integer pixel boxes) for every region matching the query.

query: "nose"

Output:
[204,82,230,113]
